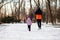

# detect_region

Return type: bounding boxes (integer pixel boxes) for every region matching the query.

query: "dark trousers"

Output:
[28,25,31,31]
[37,20,41,29]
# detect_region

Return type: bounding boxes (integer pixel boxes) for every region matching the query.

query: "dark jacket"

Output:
[35,7,42,15]
[35,7,42,20]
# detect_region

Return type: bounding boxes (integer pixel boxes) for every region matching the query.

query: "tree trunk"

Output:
[38,0,40,7]
[4,6,6,17]
[10,2,14,16]
[47,0,54,24]
[18,0,20,20]
[23,0,26,23]
[46,1,49,24]
[30,0,33,21]
[13,2,17,20]
[54,0,57,24]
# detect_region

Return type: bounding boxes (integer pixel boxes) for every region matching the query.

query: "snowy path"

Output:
[0,23,60,40]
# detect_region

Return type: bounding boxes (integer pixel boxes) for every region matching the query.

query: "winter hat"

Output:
[27,16,30,18]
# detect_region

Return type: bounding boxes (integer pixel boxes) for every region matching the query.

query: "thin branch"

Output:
[0,1,12,9]
[34,0,38,6]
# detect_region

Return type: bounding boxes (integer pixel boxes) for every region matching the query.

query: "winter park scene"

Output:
[0,0,60,40]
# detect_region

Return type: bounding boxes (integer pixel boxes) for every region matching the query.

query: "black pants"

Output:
[37,20,41,29]
[28,25,31,31]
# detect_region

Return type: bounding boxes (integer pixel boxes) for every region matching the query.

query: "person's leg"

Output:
[39,20,41,29]
[29,25,31,31]
[28,25,29,31]
[37,21,40,29]
[28,25,31,31]
[37,20,41,29]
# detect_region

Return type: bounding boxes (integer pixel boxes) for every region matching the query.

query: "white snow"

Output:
[0,23,60,40]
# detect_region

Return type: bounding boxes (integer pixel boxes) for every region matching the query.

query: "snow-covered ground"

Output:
[0,23,60,40]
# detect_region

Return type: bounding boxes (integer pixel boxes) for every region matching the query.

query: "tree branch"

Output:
[34,0,38,6]
[0,1,12,9]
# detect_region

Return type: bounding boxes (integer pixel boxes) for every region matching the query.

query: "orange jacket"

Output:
[36,14,42,19]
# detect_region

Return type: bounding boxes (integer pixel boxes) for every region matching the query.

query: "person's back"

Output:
[35,7,42,14]
[26,16,32,31]
[35,7,42,29]
[26,17,32,25]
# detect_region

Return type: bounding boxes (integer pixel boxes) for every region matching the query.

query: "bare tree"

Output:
[46,0,54,24]
[23,0,26,22]
[21,0,26,22]
[10,2,14,16]
[4,5,6,17]
[30,0,32,10]
[0,0,4,23]
[17,0,24,21]
[34,0,38,6]
[38,0,40,7]
[0,0,12,23]
[46,0,49,24]
[17,0,20,20]
[54,0,57,24]
[13,2,17,20]
[29,0,33,20]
